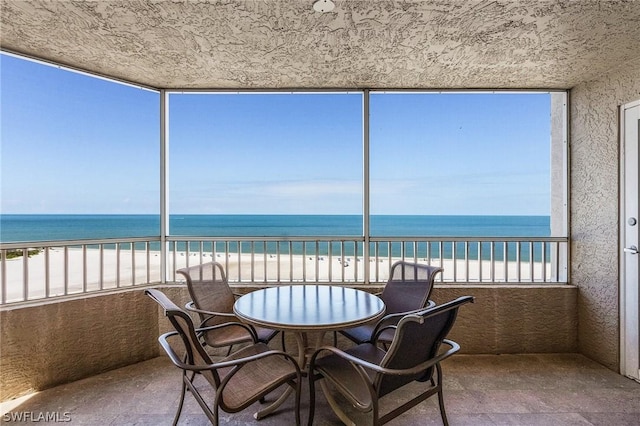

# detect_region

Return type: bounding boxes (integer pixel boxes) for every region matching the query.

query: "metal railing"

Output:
[0,235,568,305]
[0,237,162,305]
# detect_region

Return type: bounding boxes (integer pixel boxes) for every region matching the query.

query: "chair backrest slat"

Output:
[178,262,236,326]
[380,261,443,314]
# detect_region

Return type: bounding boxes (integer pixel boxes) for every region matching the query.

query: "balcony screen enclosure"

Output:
[0,54,568,303]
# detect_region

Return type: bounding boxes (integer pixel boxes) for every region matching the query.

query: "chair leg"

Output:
[307,376,316,426]
[187,370,197,385]
[173,374,188,426]
[213,403,220,426]
[225,345,233,356]
[294,378,302,426]
[372,399,381,426]
[437,389,449,426]
[281,331,287,352]
[435,363,449,426]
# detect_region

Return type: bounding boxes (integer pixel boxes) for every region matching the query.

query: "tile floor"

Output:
[2,352,639,425]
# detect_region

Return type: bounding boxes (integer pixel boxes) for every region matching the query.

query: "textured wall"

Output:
[570,56,640,370]
[234,284,578,354]
[431,286,577,354]
[0,290,159,401]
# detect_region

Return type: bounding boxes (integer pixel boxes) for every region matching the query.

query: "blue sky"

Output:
[1,53,551,216]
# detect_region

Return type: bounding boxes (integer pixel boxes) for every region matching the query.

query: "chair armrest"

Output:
[195,321,259,342]
[389,339,460,376]
[185,302,261,341]
[369,312,403,333]
[375,339,460,377]
[159,332,298,376]
[185,301,237,319]
[371,304,428,341]
[370,324,398,343]
[309,339,460,379]
[158,330,192,368]
[369,304,435,342]
[185,301,241,330]
[309,345,385,375]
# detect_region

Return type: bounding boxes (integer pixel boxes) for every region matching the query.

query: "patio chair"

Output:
[178,262,282,355]
[308,295,474,426]
[339,261,443,346]
[145,288,302,426]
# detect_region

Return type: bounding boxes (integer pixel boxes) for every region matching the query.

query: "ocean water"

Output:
[0,214,550,243]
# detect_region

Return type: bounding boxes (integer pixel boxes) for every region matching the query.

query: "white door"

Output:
[620,100,640,381]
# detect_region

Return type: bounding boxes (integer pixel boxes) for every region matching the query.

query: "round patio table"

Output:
[234,285,385,419]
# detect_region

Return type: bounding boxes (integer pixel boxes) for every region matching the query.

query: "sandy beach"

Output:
[1,247,551,304]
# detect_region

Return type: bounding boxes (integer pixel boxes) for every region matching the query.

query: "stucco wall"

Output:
[431,286,577,354]
[237,284,578,354]
[0,290,159,402]
[0,284,577,401]
[570,56,640,370]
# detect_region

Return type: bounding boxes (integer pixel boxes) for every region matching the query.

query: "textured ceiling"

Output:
[2,0,640,90]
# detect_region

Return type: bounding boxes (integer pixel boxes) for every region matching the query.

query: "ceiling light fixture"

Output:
[313,0,335,13]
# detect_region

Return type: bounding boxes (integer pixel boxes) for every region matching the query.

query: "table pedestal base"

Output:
[253,331,326,420]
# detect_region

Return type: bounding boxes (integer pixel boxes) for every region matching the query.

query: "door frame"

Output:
[619,99,640,380]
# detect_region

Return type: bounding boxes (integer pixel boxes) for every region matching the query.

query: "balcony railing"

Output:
[0,235,568,305]
[0,238,162,305]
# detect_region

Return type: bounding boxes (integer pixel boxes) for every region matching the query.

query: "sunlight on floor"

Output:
[0,392,36,417]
